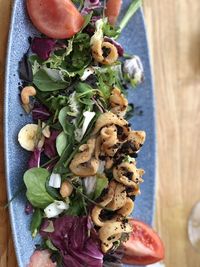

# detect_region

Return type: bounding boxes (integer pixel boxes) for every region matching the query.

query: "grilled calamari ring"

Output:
[113,161,144,188]
[110,87,128,117]
[99,221,133,253]
[106,181,127,210]
[92,112,128,135]
[69,138,99,177]
[91,41,118,65]
[127,130,146,152]
[117,197,134,217]
[100,125,119,157]
[91,184,115,227]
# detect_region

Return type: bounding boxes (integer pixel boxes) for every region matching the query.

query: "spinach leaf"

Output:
[56,131,68,156]
[24,168,54,209]
[33,69,68,91]
[30,208,43,237]
[58,107,75,136]
[93,175,108,200]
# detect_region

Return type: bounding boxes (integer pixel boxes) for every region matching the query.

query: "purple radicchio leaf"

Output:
[32,102,51,121]
[104,37,124,57]
[40,216,103,267]
[19,53,33,82]
[28,147,43,169]
[81,0,102,15]
[31,37,56,61]
[44,131,60,158]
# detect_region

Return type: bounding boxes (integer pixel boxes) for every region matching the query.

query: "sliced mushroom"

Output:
[110,87,128,117]
[99,221,132,253]
[113,161,144,188]
[69,138,99,177]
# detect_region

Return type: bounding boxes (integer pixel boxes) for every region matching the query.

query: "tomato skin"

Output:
[105,0,122,25]
[26,0,84,39]
[122,219,165,265]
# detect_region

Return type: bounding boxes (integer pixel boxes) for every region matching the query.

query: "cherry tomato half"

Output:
[122,219,165,265]
[26,0,84,39]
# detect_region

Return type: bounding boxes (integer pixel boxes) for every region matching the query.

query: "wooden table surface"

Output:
[1,1,200,267]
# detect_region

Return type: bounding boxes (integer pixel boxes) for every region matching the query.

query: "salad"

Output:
[15,0,164,266]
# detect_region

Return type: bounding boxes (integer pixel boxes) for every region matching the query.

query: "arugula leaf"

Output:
[53,141,74,174]
[102,22,121,39]
[81,13,93,31]
[75,82,94,107]
[64,33,92,71]
[30,208,43,238]
[33,69,69,91]
[45,239,58,251]
[95,65,124,100]
[66,186,86,216]
[93,175,108,200]
[36,91,68,114]
[24,168,54,209]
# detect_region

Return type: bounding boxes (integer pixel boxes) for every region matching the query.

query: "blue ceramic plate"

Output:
[4,1,156,266]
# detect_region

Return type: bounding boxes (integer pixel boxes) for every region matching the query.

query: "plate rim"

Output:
[4,1,157,266]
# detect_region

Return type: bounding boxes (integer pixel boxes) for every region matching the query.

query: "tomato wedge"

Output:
[26,0,84,39]
[28,250,56,267]
[105,0,122,25]
[122,219,165,265]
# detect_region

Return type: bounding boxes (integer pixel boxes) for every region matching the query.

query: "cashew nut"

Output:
[60,181,73,198]
[91,41,118,65]
[21,86,36,105]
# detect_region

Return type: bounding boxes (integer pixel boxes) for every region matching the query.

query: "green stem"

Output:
[4,184,25,208]
[118,0,142,31]
[41,156,59,168]
[123,53,133,59]
[68,180,112,211]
